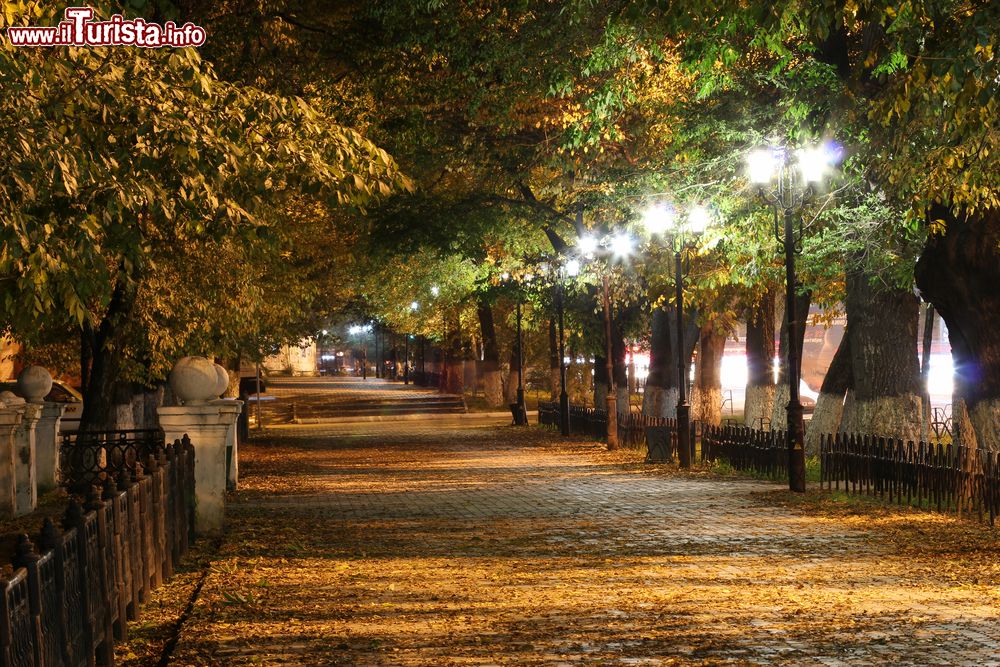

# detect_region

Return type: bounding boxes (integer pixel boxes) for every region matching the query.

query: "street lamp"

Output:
[404,301,419,384]
[747,141,838,492]
[537,255,581,436]
[642,202,713,467]
[575,232,635,450]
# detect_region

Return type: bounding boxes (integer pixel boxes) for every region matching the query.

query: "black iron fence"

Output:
[702,425,789,479]
[1,435,195,667]
[59,429,167,494]
[821,433,1000,525]
[538,402,680,459]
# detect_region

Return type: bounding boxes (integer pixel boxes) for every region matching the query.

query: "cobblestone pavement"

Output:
[171,415,1000,666]
[255,376,466,424]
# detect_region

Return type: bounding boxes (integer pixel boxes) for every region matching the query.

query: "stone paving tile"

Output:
[171,414,1000,666]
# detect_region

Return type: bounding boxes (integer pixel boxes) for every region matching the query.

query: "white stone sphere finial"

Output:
[213,364,230,398]
[17,366,53,403]
[169,357,220,405]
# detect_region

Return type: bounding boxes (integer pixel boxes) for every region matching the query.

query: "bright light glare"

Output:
[797,145,829,183]
[321,329,328,336]
[577,235,599,256]
[430,285,440,296]
[687,205,712,234]
[524,273,534,282]
[642,203,675,235]
[748,148,778,184]
[500,272,510,281]
[564,258,581,277]
[611,232,635,259]
[410,301,419,311]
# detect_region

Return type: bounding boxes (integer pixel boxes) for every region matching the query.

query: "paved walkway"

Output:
[168,382,1000,666]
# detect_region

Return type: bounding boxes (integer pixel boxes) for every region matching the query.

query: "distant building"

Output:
[262,339,319,376]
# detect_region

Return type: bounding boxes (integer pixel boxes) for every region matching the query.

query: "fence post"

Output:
[11,533,43,667]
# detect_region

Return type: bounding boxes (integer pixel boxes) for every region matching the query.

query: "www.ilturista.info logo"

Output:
[6,7,206,47]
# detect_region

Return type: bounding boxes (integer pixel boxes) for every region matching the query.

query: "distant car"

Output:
[0,380,83,432]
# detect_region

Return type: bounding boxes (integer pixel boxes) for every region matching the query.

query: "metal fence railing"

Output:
[702,425,788,480]
[1,435,195,666]
[821,432,1000,525]
[538,402,680,460]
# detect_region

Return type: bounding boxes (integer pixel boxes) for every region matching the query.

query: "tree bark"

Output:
[505,332,520,404]
[79,276,138,432]
[915,207,1000,450]
[744,291,776,428]
[641,308,676,417]
[805,329,853,455]
[477,302,503,407]
[642,306,699,418]
[771,289,812,431]
[695,324,726,427]
[845,268,923,441]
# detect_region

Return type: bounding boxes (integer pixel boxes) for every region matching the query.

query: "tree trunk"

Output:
[744,291,776,428]
[642,306,699,418]
[771,289,812,431]
[696,324,726,427]
[919,304,935,442]
[915,207,1000,450]
[79,277,137,432]
[845,268,922,441]
[805,329,852,455]
[642,308,676,417]
[477,302,503,407]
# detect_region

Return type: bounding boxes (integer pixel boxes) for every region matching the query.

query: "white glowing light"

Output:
[564,258,581,277]
[500,272,510,281]
[430,285,440,296]
[321,329,328,336]
[748,148,778,184]
[797,144,829,183]
[642,203,675,236]
[577,235,599,256]
[611,232,635,260]
[687,205,712,234]
[410,301,419,311]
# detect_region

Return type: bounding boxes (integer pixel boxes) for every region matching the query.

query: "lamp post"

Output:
[405,301,419,385]
[747,143,837,492]
[577,232,635,450]
[556,258,580,435]
[642,203,712,467]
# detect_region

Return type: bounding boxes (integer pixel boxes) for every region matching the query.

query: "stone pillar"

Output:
[157,402,242,537]
[13,402,40,516]
[0,399,25,518]
[223,399,239,490]
[34,402,66,493]
[158,356,243,536]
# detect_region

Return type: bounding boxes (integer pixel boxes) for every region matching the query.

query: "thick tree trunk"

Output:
[915,207,1000,450]
[845,268,923,441]
[642,308,675,417]
[79,277,137,432]
[641,307,698,418]
[744,291,776,428]
[696,324,726,427]
[805,330,853,455]
[919,304,935,442]
[771,290,812,431]
[477,303,503,407]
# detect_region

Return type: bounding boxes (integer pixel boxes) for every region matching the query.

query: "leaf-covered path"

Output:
[164,416,1000,666]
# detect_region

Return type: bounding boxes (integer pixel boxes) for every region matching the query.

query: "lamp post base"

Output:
[787,400,806,492]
